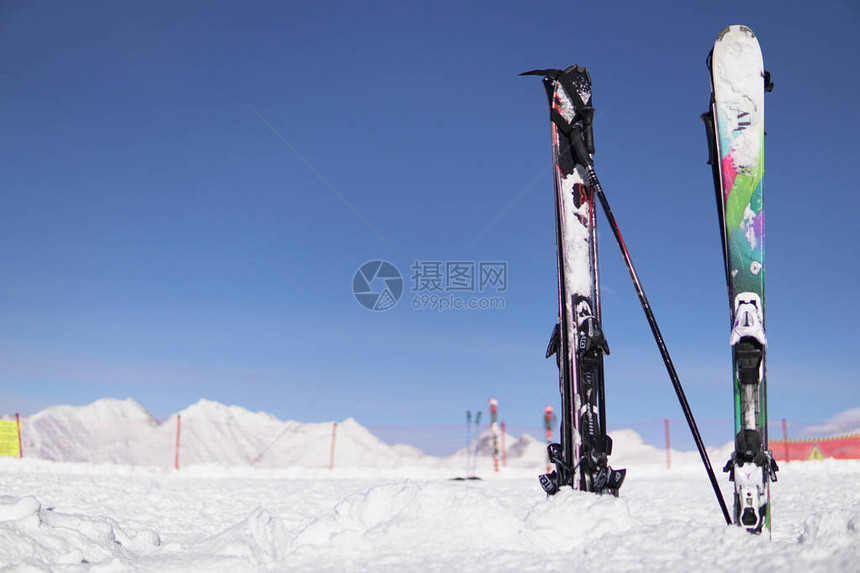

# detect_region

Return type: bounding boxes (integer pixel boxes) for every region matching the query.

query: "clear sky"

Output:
[1,1,857,450]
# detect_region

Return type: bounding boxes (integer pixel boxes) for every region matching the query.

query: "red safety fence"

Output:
[770,434,860,462]
[2,412,859,468]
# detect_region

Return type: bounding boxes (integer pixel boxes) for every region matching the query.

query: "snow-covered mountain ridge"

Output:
[3,398,738,471]
[9,398,438,469]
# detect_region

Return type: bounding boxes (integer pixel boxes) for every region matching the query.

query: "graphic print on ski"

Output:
[703,25,778,534]
[522,65,625,496]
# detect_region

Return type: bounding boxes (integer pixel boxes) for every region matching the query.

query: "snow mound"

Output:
[189,507,290,567]
[794,501,860,572]
[524,488,637,547]
[798,511,858,545]
[0,494,160,567]
[292,480,527,556]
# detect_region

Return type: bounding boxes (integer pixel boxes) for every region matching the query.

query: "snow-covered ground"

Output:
[1,457,858,572]
[1,400,858,571]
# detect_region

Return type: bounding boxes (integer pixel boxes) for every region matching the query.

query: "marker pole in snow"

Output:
[544,406,555,473]
[466,411,472,476]
[501,421,507,467]
[489,398,500,472]
[471,411,482,476]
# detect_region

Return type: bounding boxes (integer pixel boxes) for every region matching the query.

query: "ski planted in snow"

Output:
[702,25,778,534]
[522,65,625,496]
[451,410,482,481]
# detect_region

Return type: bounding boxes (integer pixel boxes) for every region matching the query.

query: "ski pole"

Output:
[569,130,731,525]
[700,106,733,308]
[472,411,482,475]
[466,411,472,477]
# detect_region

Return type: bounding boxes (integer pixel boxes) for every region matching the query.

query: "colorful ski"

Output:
[703,24,778,534]
[523,65,623,496]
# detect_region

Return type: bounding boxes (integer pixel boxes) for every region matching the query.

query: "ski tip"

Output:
[716,24,757,42]
[738,25,756,38]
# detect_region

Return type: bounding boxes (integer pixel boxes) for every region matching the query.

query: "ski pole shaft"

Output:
[584,163,732,525]
[589,186,608,440]
[700,109,732,314]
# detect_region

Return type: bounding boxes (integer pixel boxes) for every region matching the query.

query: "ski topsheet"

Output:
[523,65,623,496]
[704,25,777,534]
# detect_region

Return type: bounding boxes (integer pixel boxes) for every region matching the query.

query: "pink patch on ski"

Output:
[721,154,737,202]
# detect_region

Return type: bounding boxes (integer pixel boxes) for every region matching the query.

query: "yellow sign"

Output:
[806,445,825,460]
[0,420,20,457]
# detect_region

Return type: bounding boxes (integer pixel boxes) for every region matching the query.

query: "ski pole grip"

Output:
[579,107,596,155]
[700,111,718,166]
[570,126,594,167]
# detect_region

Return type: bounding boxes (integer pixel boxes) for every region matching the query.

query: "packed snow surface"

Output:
[1,458,858,572]
[1,399,858,571]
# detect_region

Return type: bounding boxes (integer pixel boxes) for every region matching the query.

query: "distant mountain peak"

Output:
[31,397,154,423]
[18,398,432,468]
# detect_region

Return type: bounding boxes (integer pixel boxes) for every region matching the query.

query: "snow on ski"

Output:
[522,66,623,496]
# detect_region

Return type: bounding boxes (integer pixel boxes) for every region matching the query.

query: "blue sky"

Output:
[1,1,857,451]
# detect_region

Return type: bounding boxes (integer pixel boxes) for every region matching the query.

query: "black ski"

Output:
[523,66,625,496]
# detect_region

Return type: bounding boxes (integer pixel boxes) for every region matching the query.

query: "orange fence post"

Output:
[16,413,23,458]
